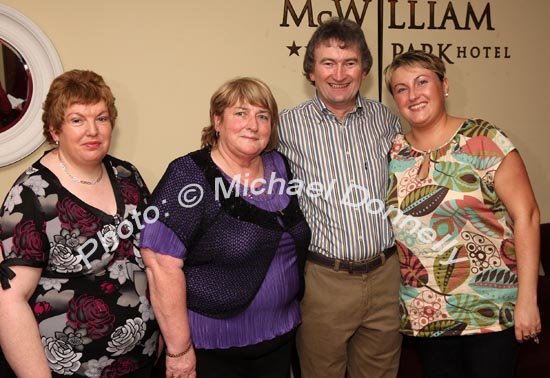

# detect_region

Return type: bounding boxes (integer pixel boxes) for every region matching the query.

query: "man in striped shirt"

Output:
[278,18,402,378]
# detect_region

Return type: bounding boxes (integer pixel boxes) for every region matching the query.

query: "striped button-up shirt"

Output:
[278,92,401,260]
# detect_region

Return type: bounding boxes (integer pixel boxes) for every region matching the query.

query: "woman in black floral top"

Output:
[0,70,159,377]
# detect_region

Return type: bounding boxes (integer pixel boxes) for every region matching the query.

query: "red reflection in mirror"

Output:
[1,39,33,133]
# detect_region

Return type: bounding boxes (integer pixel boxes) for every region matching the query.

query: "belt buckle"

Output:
[348,261,354,274]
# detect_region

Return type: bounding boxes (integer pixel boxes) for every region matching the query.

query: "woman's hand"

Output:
[514,294,541,343]
[165,345,197,378]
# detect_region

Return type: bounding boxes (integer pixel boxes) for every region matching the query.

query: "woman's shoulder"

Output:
[262,150,290,178]
[104,154,148,187]
[460,118,509,139]
[459,119,515,157]
[105,154,141,172]
[263,149,287,164]
[5,155,54,192]
[391,132,408,149]
[154,149,210,191]
[162,149,209,177]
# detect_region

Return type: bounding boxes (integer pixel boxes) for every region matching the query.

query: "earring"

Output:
[445,92,449,97]
[55,140,59,146]
[215,131,220,138]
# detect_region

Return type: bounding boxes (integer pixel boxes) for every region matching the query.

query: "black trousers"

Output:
[194,330,295,378]
[409,327,519,378]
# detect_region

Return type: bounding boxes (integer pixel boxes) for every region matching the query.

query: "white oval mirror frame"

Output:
[0,4,62,167]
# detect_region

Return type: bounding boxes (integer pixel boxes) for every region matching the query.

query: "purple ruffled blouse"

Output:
[141,151,301,349]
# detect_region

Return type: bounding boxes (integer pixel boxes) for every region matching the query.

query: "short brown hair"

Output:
[201,77,279,151]
[384,50,446,95]
[42,70,117,143]
[303,17,372,86]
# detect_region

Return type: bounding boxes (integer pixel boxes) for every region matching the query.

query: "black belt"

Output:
[307,246,396,274]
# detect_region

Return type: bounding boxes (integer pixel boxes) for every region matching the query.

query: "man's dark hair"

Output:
[303,17,373,85]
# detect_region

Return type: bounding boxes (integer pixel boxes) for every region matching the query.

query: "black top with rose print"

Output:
[0,153,159,377]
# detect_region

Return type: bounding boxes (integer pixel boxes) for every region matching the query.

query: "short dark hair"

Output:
[303,17,372,85]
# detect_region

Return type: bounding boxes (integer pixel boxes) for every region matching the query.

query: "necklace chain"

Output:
[58,152,103,185]
[215,149,263,181]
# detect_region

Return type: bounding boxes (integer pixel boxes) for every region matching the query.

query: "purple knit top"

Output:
[141,151,301,349]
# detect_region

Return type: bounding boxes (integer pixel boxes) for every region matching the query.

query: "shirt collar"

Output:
[312,91,364,117]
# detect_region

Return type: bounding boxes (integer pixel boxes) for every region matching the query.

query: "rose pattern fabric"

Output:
[57,198,101,237]
[142,331,160,356]
[118,177,140,206]
[13,219,46,261]
[55,325,93,352]
[67,295,116,340]
[3,185,23,213]
[39,277,69,290]
[113,237,133,260]
[99,224,120,253]
[50,241,84,273]
[99,358,137,378]
[82,356,114,378]
[387,119,518,337]
[0,154,158,376]
[139,296,155,322]
[100,282,116,294]
[34,301,53,317]
[22,174,49,196]
[106,318,146,356]
[43,336,83,375]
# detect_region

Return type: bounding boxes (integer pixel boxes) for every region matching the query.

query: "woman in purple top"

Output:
[141,77,311,378]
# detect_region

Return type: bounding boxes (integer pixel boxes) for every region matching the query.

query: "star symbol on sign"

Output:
[287,41,302,56]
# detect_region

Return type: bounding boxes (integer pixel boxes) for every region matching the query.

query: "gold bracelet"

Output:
[166,343,193,358]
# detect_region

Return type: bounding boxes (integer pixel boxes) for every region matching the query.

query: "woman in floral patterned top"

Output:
[0,70,159,377]
[383,51,541,378]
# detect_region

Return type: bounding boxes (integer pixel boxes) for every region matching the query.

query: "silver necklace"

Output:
[58,152,103,185]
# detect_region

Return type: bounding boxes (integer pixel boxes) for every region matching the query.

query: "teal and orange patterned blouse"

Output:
[386,119,517,337]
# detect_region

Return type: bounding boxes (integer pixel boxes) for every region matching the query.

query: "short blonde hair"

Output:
[384,50,446,95]
[201,77,279,151]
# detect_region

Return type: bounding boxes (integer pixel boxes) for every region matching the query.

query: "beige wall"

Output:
[1,0,548,222]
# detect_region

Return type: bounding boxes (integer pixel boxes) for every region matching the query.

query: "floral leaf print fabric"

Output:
[400,185,449,217]
[453,136,505,170]
[397,240,429,288]
[446,294,499,328]
[0,154,159,377]
[432,162,478,192]
[430,198,470,240]
[469,268,517,302]
[416,319,467,337]
[434,245,470,293]
[387,119,518,337]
